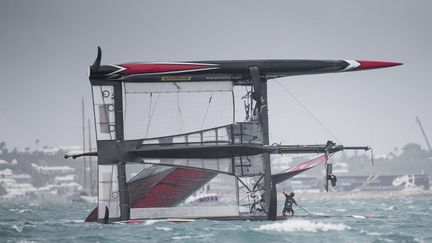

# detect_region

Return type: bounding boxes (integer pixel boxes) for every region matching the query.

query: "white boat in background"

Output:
[185,192,219,205]
[70,191,97,204]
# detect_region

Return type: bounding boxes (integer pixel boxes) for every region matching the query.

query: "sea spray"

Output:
[256,219,350,232]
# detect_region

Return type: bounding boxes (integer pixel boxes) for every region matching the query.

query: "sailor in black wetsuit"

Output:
[282,191,297,216]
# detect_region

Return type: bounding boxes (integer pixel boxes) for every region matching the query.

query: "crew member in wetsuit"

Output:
[282,191,297,216]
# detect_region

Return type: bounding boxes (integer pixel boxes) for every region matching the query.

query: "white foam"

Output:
[360,230,383,236]
[257,219,350,232]
[156,226,172,231]
[172,235,192,240]
[11,225,23,233]
[67,220,84,224]
[383,206,398,211]
[414,237,425,243]
[143,220,159,225]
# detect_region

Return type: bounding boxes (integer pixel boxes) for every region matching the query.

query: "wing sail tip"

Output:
[355,60,403,70]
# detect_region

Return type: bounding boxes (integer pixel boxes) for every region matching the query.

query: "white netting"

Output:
[123,82,235,140]
[98,165,120,219]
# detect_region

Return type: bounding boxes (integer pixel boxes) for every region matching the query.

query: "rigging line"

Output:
[275,80,342,144]
[176,93,184,132]
[145,93,153,138]
[144,93,161,139]
[147,93,161,131]
[200,92,214,130]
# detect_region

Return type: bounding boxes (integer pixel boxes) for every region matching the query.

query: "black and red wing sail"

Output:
[89,57,401,82]
[131,167,217,208]
[85,166,217,222]
[272,153,334,184]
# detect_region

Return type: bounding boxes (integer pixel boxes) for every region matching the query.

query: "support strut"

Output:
[113,82,130,221]
[249,66,276,220]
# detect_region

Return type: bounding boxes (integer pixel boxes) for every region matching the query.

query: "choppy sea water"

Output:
[1,196,431,243]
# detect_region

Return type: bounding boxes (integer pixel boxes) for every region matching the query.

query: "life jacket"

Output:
[284,196,295,207]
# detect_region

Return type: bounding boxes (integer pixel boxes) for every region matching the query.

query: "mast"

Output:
[416,116,432,155]
[88,118,93,195]
[82,97,87,192]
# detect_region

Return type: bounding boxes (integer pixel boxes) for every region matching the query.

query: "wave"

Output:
[156,226,172,231]
[383,206,398,211]
[335,208,347,212]
[11,225,24,233]
[8,208,32,213]
[172,235,192,240]
[143,220,159,225]
[360,229,383,236]
[256,219,350,232]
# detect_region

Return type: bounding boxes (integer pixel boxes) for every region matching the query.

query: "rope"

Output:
[176,93,184,133]
[200,93,214,129]
[145,93,153,138]
[146,93,161,137]
[276,80,342,144]
[296,204,313,215]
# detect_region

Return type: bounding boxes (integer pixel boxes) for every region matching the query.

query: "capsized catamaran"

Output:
[66,47,401,223]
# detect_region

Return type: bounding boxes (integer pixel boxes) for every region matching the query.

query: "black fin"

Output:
[90,46,102,72]
[103,206,109,224]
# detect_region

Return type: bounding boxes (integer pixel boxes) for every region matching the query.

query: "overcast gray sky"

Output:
[0,0,431,155]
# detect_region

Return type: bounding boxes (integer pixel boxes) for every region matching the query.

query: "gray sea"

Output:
[1,196,431,243]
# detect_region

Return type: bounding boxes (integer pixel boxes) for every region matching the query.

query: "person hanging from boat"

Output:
[282,190,298,216]
[250,192,265,212]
